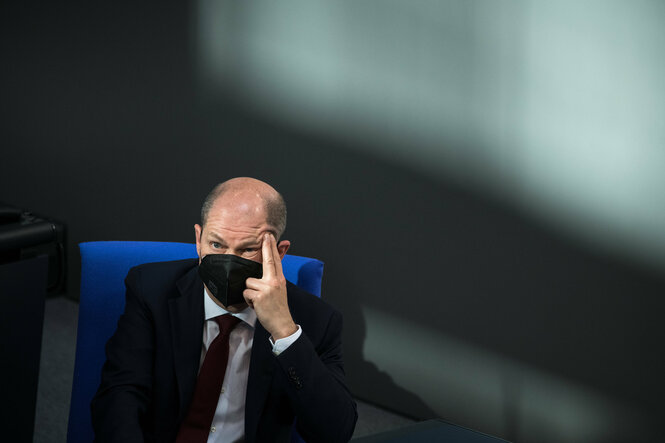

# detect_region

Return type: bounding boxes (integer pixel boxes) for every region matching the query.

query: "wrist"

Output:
[271,321,298,341]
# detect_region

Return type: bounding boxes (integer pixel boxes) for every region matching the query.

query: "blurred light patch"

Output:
[362,306,648,443]
[197,0,665,268]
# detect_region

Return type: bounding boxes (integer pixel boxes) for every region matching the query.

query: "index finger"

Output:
[262,233,277,279]
[270,233,284,278]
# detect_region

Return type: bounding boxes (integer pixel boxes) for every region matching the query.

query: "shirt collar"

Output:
[203,288,257,328]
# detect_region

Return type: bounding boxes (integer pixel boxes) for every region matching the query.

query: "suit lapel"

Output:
[244,321,275,442]
[169,265,205,422]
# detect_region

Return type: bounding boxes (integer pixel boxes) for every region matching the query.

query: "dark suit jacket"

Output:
[91,259,357,443]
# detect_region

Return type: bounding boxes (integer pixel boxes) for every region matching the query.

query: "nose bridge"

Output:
[215,227,263,260]
[222,231,251,256]
[226,246,243,257]
[226,242,260,260]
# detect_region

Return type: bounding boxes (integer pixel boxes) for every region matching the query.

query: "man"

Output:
[91,177,357,442]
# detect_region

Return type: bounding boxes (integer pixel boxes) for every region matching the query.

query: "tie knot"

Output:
[214,314,241,336]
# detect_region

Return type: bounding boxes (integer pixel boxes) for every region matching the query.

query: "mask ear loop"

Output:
[198,227,205,261]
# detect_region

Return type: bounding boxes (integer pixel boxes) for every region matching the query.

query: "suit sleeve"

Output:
[275,309,358,443]
[91,268,155,443]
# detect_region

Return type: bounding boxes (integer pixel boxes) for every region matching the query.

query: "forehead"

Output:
[204,194,271,237]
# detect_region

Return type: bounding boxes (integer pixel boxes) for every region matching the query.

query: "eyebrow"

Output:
[207,231,260,248]
[207,231,226,244]
[237,240,261,249]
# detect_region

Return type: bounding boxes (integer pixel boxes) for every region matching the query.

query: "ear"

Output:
[276,240,290,260]
[194,224,203,260]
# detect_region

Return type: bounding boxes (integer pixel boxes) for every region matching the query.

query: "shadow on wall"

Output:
[336,272,439,421]
[257,111,665,442]
[1,2,664,442]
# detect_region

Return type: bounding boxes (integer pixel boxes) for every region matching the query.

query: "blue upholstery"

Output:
[67,241,324,443]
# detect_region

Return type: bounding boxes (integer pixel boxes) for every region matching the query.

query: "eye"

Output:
[243,248,257,254]
[211,242,221,249]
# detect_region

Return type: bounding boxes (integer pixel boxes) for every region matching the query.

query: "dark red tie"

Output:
[176,314,241,443]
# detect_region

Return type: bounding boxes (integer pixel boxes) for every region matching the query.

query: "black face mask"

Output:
[198,254,263,307]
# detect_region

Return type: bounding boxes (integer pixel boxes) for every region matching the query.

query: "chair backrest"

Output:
[67,241,324,443]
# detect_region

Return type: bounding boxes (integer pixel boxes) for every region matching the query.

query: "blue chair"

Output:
[67,241,324,443]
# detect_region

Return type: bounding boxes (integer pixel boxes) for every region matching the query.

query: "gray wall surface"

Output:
[2,2,664,442]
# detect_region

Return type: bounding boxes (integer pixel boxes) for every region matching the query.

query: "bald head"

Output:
[201,177,287,238]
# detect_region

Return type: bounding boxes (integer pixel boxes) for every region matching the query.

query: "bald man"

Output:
[91,178,357,442]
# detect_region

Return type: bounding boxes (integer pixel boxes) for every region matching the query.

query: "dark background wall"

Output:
[2,2,664,442]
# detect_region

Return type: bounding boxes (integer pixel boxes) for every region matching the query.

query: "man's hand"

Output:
[244,233,298,340]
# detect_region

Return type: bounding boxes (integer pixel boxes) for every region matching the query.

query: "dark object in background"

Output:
[0,202,66,294]
[351,419,511,443]
[0,254,48,442]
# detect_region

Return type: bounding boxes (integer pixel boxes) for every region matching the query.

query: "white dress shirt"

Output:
[202,289,302,443]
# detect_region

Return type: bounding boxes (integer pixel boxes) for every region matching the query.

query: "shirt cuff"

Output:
[269,325,302,355]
